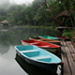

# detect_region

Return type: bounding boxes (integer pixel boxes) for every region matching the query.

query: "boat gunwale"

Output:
[15,45,62,64]
[39,36,59,40]
[56,36,69,39]
[21,39,61,48]
[29,37,61,43]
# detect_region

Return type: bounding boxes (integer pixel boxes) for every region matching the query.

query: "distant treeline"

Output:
[0,0,75,26]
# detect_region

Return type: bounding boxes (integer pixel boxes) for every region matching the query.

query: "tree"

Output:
[43,0,75,27]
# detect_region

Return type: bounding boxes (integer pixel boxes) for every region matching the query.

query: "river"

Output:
[0,26,61,75]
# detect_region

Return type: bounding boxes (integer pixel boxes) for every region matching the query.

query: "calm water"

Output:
[0,26,61,75]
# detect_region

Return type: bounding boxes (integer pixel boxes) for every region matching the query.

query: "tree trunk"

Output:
[43,0,62,26]
[62,17,65,26]
[69,0,73,13]
[43,0,75,27]
[69,0,75,27]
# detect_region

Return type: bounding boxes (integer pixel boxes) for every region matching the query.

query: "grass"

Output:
[22,25,54,29]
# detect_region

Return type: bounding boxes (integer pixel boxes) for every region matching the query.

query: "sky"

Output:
[0,0,34,6]
[10,0,34,4]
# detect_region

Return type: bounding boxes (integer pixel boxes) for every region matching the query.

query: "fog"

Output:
[10,0,34,4]
[0,0,10,4]
[0,0,34,5]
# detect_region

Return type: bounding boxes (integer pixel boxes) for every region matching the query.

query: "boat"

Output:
[39,35,59,40]
[21,39,61,56]
[29,37,61,45]
[21,39,60,48]
[55,36,69,41]
[15,54,59,75]
[15,45,62,74]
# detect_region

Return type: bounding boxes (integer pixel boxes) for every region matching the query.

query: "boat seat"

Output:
[31,56,51,60]
[21,50,39,53]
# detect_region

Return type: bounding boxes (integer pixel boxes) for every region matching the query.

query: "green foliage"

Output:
[69,28,75,37]
[62,28,75,39]
[0,0,75,27]
[62,31,71,38]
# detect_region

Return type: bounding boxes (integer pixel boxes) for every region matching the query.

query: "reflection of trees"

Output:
[29,28,60,37]
[0,45,10,54]
[0,27,60,46]
[0,27,60,54]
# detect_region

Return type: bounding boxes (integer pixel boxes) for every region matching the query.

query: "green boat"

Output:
[39,35,59,40]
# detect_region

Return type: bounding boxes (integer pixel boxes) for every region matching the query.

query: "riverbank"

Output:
[22,25,56,29]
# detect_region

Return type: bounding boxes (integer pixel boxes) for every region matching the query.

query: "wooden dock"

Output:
[61,41,75,75]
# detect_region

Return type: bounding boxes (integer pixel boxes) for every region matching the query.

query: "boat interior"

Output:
[16,45,61,63]
[30,37,60,43]
[39,36,58,39]
[23,50,52,63]
[22,40,60,48]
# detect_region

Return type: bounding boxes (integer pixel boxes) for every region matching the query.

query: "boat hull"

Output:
[15,54,59,75]
[43,48,61,57]
[16,51,60,74]
[29,37,61,45]
[56,36,70,41]
[39,35,59,40]
[21,41,61,57]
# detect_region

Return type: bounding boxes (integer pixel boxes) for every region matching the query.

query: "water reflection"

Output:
[0,27,60,54]
[15,54,58,75]
[0,45,27,75]
[0,27,60,75]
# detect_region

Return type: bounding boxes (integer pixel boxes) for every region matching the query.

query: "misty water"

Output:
[0,26,61,75]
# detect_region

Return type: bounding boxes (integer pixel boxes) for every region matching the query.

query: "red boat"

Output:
[56,36,69,41]
[21,39,60,48]
[21,39,61,56]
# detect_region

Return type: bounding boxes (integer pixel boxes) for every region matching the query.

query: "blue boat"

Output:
[15,45,61,74]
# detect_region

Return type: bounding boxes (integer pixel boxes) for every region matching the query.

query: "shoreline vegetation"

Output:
[0,0,75,42]
[15,25,75,43]
[0,25,51,28]
[22,25,56,29]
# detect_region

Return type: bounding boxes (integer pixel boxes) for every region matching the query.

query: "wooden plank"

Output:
[66,41,74,53]
[61,41,66,53]
[69,41,75,53]
[61,41,67,47]
[61,42,71,75]
[64,42,75,75]
[71,53,75,61]
[72,42,75,48]
[61,53,71,75]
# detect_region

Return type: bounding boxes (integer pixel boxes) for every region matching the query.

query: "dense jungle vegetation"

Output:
[0,0,75,41]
